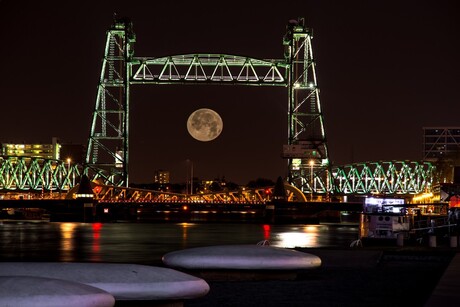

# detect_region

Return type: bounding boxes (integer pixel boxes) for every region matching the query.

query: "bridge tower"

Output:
[85,17,135,186]
[283,18,330,194]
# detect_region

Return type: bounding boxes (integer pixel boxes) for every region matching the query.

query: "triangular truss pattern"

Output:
[0,156,80,191]
[132,54,287,85]
[158,57,181,81]
[236,59,260,81]
[211,57,233,81]
[185,55,208,81]
[331,161,435,195]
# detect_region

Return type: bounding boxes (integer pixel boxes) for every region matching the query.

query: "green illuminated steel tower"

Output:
[85,17,330,193]
[85,17,135,186]
[283,18,330,194]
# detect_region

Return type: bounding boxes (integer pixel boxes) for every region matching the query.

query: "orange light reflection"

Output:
[59,223,76,262]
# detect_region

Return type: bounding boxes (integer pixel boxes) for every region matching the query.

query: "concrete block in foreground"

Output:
[163,245,321,270]
[0,276,115,307]
[0,263,209,301]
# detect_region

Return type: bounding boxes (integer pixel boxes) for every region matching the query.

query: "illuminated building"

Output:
[1,138,85,165]
[154,170,170,184]
[1,137,60,159]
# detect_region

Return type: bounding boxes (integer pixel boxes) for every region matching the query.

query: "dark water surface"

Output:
[0,221,358,265]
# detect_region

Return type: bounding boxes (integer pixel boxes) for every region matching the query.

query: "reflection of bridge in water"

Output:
[0,18,437,202]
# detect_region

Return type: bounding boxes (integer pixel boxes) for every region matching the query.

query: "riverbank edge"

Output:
[115,246,456,306]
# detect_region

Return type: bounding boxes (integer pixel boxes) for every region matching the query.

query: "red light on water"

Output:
[263,224,271,240]
[92,223,102,257]
[92,223,102,232]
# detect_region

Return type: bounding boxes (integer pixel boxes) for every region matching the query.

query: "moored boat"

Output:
[359,198,458,244]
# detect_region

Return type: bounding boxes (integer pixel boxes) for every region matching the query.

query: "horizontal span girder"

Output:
[330,160,435,195]
[130,54,289,85]
[0,155,436,198]
[0,156,81,191]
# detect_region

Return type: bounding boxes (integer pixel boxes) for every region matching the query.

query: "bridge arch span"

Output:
[284,183,307,202]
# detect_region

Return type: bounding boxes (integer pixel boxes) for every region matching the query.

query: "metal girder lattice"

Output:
[130,54,288,85]
[331,161,435,195]
[0,156,81,191]
[283,18,330,194]
[85,18,135,186]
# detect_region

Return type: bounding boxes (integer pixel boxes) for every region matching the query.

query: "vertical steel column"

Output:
[283,18,330,194]
[85,17,135,187]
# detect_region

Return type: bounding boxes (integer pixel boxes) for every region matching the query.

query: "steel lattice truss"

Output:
[330,161,435,195]
[0,156,81,191]
[0,157,435,196]
[131,54,287,85]
[85,19,135,186]
[283,19,329,194]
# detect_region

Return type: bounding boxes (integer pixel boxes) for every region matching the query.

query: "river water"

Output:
[0,221,359,265]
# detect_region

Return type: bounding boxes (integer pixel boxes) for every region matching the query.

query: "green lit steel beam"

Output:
[131,54,288,85]
[0,156,435,196]
[0,156,81,191]
[330,161,435,195]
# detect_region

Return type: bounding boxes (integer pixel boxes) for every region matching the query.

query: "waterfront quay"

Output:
[0,198,363,223]
[183,247,459,307]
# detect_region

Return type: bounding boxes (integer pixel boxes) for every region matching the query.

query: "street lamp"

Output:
[309,160,314,201]
[191,161,194,195]
[186,159,194,195]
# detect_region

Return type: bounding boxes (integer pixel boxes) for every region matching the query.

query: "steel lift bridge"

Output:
[83,16,435,197]
[0,17,436,199]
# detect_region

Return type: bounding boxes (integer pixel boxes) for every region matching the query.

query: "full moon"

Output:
[187,108,223,142]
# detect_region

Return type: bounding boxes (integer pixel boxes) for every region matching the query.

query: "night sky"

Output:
[0,1,458,185]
